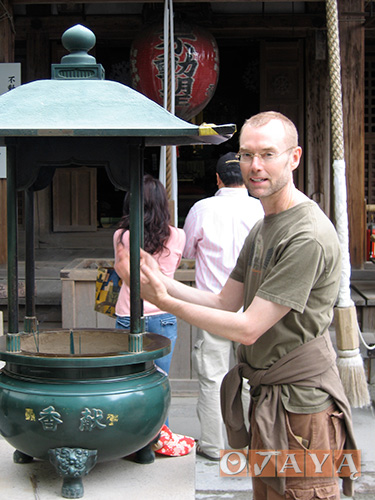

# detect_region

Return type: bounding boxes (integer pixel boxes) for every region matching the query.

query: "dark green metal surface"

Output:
[0,24,234,496]
[0,25,235,144]
[2,25,235,338]
[6,143,18,334]
[0,328,171,465]
[129,144,144,340]
[0,79,235,144]
[0,330,171,368]
[0,363,170,462]
[24,188,36,333]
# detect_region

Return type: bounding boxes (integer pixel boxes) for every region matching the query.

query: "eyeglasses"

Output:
[236,146,296,165]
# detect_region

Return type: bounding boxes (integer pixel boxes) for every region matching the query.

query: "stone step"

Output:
[0,436,195,500]
[0,278,62,306]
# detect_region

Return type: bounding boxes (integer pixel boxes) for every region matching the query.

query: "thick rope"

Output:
[165,30,172,199]
[326,0,370,407]
[165,0,173,200]
[166,146,172,199]
[326,0,353,307]
[326,0,345,161]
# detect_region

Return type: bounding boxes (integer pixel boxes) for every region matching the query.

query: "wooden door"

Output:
[52,167,97,232]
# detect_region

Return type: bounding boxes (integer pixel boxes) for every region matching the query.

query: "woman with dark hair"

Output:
[113,174,185,375]
[113,175,194,458]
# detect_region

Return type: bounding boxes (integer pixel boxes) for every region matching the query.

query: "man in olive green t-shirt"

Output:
[115,111,356,500]
[230,198,341,414]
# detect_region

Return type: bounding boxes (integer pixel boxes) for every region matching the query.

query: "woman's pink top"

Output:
[113,226,186,316]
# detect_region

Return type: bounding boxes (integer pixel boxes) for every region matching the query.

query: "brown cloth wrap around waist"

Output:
[220,330,358,497]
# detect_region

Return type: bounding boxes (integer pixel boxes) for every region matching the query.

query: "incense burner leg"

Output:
[61,476,84,499]
[134,442,155,464]
[48,447,97,499]
[134,430,161,464]
[13,449,34,463]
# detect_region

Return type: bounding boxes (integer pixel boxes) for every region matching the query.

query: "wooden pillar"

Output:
[0,0,14,62]
[305,32,331,217]
[339,0,365,268]
[0,0,15,265]
[26,31,50,82]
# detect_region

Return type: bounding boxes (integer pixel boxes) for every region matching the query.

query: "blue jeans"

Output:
[115,313,177,375]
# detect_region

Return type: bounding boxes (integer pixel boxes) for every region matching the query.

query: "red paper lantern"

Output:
[130,22,219,121]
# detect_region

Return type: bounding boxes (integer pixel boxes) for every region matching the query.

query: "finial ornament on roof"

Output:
[61,24,97,65]
[51,24,105,80]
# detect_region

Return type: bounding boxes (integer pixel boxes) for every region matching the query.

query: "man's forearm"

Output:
[164,275,222,309]
[160,293,252,343]
[157,291,290,346]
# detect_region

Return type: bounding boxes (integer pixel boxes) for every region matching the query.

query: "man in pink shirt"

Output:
[183,152,264,461]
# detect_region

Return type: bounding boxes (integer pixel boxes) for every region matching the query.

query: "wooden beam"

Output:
[305,32,331,216]
[14,13,327,41]
[11,0,322,4]
[26,31,50,82]
[339,0,365,269]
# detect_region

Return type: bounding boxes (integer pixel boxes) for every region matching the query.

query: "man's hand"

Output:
[115,244,169,308]
[115,244,162,283]
[139,248,160,273]
[139,258,170,309]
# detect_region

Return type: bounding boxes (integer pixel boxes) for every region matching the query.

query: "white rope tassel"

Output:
[332,159,353,308]
[325,0,370,407]
[336,349,370,408]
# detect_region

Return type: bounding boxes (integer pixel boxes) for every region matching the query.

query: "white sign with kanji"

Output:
[0,63,21,95]
[0,64,21,178]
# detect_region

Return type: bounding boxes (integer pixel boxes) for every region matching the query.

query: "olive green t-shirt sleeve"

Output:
[230,233,331,314]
